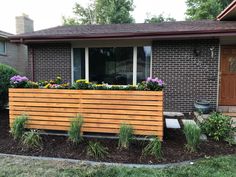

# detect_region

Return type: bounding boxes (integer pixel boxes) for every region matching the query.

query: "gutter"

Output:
[217,0,236,20]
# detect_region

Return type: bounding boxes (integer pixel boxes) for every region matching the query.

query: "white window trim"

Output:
[0,40,6,55]
[71,46,152,85]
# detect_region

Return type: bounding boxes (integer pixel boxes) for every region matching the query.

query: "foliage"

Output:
[10,114,28,140]
[44,76,70,89]
[24,81,39,88]
[137,77,164,91]
[200,112,235,142]
[183,123,201,152]
[68,114,83,144]
[118,123,133,149]
[87,141,108,159]
[185,0,233,20]
[72,79,93,90]
[142,137,162,159]
[63,0,134,25]
[22,130,42,148]
[0,63,18,107]
[144,14,176,23]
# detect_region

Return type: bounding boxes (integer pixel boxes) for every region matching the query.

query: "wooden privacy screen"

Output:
[9,89,164,139]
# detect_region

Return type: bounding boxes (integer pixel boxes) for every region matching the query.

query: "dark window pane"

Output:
[73,48,85,81]
[0,41,6,54]
[137,46,151,83]
[89,47,133,85]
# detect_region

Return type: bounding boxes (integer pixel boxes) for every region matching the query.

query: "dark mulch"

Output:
[0,110,235,164]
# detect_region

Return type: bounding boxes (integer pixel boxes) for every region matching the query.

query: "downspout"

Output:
[31,47,35,81]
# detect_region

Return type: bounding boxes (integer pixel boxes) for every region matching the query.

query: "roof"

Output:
[0,30,13,39]
[217,0,236,21]
[9,20,236,43]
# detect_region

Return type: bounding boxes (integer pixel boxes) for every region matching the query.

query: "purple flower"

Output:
[10,75,28,84]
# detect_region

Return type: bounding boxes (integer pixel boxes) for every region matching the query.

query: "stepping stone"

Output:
[165,118,181,129]
[200,134,208,141]
[164,112,184,117]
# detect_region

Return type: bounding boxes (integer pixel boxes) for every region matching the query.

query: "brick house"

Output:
[9,1,236,113]
[0,15,33,75]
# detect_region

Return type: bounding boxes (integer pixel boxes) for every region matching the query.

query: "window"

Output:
[137,46,151,83]
[89,47,133,85]
[72,46,151,85]
[0,40,6,54]
[73,48,85,81]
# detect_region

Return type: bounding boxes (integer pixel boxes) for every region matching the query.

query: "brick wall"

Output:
[28,44,71,82]
[152,39,219,113]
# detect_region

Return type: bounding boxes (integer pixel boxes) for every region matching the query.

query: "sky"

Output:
[0,0,187,34]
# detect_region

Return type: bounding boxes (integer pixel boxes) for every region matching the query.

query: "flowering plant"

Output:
[72,79,93,90]
[10,75,29,88]
[137,77,164,91]
[44,83,69,89]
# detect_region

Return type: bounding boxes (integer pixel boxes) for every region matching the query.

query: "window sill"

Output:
[0,53,7,56]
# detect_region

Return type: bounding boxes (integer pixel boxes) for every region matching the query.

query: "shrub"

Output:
[183,123,201,152]
[118,123,133,149]
[22,130,42,148]
[72,80,93,90]
[0,63,18,107]
[68,114,83,144]
[200,112,235,142]
[10,114,28,140]
[142,137,162,159]
[87,141,108,159]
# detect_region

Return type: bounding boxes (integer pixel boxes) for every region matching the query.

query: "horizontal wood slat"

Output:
[9,88,164,139]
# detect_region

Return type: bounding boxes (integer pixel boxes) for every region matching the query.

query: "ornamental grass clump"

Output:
[142,137,162,159]
[183,123,201,152]
[200,112,235,142]
[10,114,28,140]
[87,141,108,159]
[118,123,133,149]
[22,130,42,149]
[68,114,83,144]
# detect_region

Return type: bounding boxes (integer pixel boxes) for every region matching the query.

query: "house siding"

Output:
[28,44,71,82]
[0,41,27,75]
[152,39,219,113]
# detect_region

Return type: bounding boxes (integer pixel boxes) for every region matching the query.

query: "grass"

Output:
[0,155,235,177]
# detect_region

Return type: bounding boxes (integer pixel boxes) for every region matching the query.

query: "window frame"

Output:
[71,45,152,85]
[0,40,6,55]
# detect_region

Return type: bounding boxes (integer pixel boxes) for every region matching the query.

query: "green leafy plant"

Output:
[10,114,28,140]
[183,123,201,152]
[22,130,42,148]
[118,123,133,149]
[87,141,108,159]
[0,63,18,108]
[142,137,162,159]
[68,114,83,144]
[200,112,235,142]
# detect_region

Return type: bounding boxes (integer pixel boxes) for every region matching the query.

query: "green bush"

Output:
[142,137,162,159]
[118,123,133,149]
[0,63,18,107]
[183,123,201,152]
[200,112,235,142]
[10,114,28,140]
[87,141,108,159]
[22,130,42,148]
[68,114,83,144]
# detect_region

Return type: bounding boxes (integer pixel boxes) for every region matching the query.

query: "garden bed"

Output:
[1,110,235,164]
[9,88,164,140]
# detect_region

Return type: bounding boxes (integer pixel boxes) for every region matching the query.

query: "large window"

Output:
[72,46,151,85]
[89,47,133,85]
[0,40,6,55]
[137,46,151,83]
[73,48,85,81]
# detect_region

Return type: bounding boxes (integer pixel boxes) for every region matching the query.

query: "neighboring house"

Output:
[9,1,236,113]
[0,15,33,75]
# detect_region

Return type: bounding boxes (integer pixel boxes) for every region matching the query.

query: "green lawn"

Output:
[0,155,235,177]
